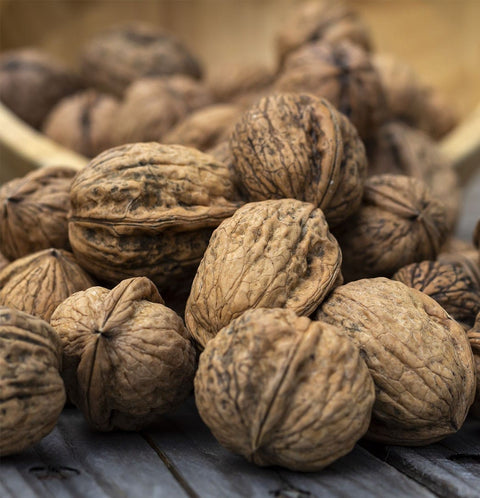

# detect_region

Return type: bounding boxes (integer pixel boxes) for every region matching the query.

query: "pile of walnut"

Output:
[1,0,479,472]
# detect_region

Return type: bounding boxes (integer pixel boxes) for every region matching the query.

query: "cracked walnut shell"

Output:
[50,277,197,431]
[0,307,65,456]
[185,199,342,348]
[316,278,476,445]
[195,308,374,471]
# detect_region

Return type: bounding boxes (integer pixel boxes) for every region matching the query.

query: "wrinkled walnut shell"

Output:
[50,277,196,431]
[317,278,476,445]
[195,308,374,471]
[468,314,480,417]
[0,307,65,456]
[186,199,342,348]
[0,166,76,260]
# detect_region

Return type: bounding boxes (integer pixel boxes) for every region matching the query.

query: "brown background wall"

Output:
[1,0,479,118]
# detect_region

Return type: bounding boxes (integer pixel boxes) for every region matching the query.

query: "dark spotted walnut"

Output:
[393,258,480,328]
[81,23,202,96]
[0,166,77,260]
[275,41,385,139]
[335,174,449,281]
[316,278,476,445]
[0,249,94,322]
[0,49,82,129]
[195,308,374,471]
[468,314,480,417]
[68,143,241,290]
[185,199,342,348]
[230,94,367,227]
[0,307,65,456]
[276,0,372,66]
[50,277,196,431]
[43,89,120,158]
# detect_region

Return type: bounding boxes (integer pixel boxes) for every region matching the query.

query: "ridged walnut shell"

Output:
[0,166,76,260]
[468,314,480,417]
[43,89,120,158]
[275,41,385,139]
[185,199,342,348]
[81,23,202,96]
[0,249,95,322]
[230,93,367,227]
[316,278,476,445]
[68,143,241,290]
[50,277,196,431]
[195,308,375,471]
[335,175,449,281]
[393,258,480,328]
[0,307,65,456]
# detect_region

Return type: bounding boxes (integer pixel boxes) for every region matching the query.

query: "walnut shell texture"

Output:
[0,249,95,322]
[50,277,196,431]
[185,199,342,348]
[468,314,480,417]
[42,89,120,158]
[317,278,476,445]
[335,174,449,281]
[230,93,367,227]
[68,143,241,290]
[0,49,82,129]
[0,166,76,261]
[0,307,65,456]
[81,23,202,96]
[195,308,374,471]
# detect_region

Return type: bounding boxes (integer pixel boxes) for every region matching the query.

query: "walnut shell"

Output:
[185,199,342,348]
[50,277,196,431]
[113,76,212,145]
[393,259,480,328]
[0,307,65,456]
[81,23,202,96]
[68,143,241,290]
[0,49,82,129]
[0,166,76,260]
[230,93,367,227]
[335,175,450,281]
[42,89,120,158]
[163,104,241,151]
[316,278,476,445]
[275,41,385,139]
[195,307,374,471]
[276,0,372,65]
[0,249,95,322]
[0,251,9,272]
[468,314,480,417]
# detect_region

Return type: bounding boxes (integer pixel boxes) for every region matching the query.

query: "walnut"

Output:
[276,0,372,65]
[42,89,120,158]
[113,76,212,145]
[0,49,82,129]
[393,258,480,328]
[0,249,95,322]
[81,23,202,96]
[195,307,374,471]
[0,166,76,260]
[316,278,476,445]
[335,175,449,281]
[68,143,241,291]
[275,41,385,139]
[185,199,342,348]
[468,314,480,417]
[439,238,475,256]
[50,277,196,431]
[163,104,241,151]
[0,307,65,456]
[0,252,9,272]
[230,93,367,227]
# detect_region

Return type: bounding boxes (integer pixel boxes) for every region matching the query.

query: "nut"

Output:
[0,166,76,261]
[0,249,95,322]
[0,251,9,272]
[0,307,65,456]
[316,278,476,445]
[195,307,374,471]
[50,277,196,431]
[230,93,367,227]
[468,313,480,417]
[185,199,342,348]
